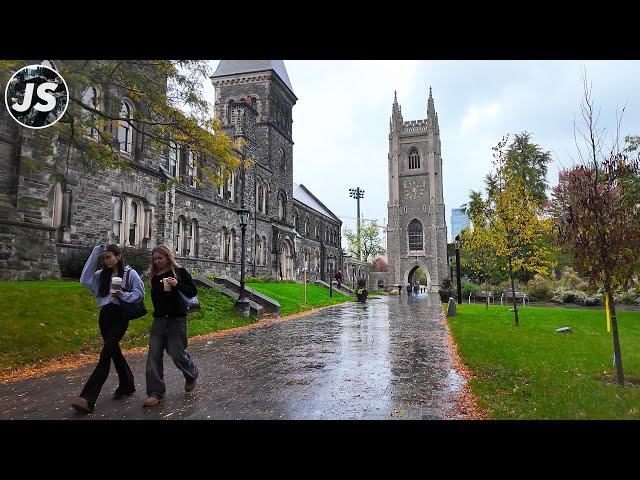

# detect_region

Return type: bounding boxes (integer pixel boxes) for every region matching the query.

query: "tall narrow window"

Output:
[278,192,286,221]
[129,202,138,246]
[112,198,122,244]
[118,100,133,153]
[187,151,197,187]
[408,148,420,170]
[82,87,99,139]
[262,235,267,265]
[257,183,264,212]
[408,219,423,251]
[230,229,237,262]
[168,142,179,177]
[222,227,229,261]
[52,183,63,228]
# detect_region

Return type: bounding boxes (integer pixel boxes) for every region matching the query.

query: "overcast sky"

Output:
[207,60,640,243]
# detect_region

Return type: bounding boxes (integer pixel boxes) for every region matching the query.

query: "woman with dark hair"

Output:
[71,244,144,414]
[142,245,199,408]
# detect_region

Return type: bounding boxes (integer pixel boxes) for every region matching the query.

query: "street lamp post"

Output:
[235,208,251,317]
[455,234,462,305]
[349,187,365,261]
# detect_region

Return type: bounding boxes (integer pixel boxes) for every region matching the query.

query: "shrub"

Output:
[461,279,481,299]
[439,278,454,303]
[558,266,587,290]
[551,289,587,305]
[526,274,554,302]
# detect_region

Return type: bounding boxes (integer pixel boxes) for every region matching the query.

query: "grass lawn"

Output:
[0,280,255,376]
[246,282,353,317]
[447,303,640,419]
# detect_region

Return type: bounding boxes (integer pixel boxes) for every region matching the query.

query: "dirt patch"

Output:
[441,310,488,420]
[0,302,349,385]
[601,375,640,388]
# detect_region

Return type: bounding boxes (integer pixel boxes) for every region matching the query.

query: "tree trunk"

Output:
[485,280,489,310]
[509,257,519,327]
[606,288,625,386]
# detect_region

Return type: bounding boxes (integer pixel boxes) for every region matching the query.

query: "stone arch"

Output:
[280,237,295,280]
[402,260,432,291]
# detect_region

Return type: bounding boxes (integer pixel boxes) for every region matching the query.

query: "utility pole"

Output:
[349,187,365,261]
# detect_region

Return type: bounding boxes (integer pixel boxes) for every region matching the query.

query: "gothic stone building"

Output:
[0,60,342,281]
[383,89,449,291]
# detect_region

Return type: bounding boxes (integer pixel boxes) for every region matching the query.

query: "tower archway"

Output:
[402,260,431,291]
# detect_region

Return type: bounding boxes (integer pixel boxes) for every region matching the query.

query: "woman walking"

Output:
[143,245,199,408]
[71,244,144,414]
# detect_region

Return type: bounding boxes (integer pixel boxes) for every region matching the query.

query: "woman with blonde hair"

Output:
[143,245,199,407]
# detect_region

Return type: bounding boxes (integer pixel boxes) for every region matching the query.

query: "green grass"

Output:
[0,280,255,375]
[246,282,353,317]
[447,303,640,419]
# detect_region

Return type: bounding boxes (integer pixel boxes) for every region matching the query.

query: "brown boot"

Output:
[185,378,197,392]
[142,396,162,408]
[71,397,93,414]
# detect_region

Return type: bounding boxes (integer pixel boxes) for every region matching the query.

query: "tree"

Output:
[0,60,241,189]
[372,257,388,272]
[551,73,640,386]
[469,135,556,326]
[344,221,386,264]
[460,226,501,309]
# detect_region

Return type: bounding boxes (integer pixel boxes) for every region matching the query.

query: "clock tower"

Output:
[385,88,449,291]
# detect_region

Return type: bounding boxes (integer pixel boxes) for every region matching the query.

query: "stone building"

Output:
[0,60,342,281]
[383,89,449,291]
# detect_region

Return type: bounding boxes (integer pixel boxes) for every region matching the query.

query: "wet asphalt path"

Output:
[0,293,463,420]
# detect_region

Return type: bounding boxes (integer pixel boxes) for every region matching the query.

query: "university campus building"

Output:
[0,60,343,281]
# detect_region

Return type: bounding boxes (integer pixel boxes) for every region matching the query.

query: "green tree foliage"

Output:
[0,60,241,189]
[460,226,502,309]
[344,221,386,264]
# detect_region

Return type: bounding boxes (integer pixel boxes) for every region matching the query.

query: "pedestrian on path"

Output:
[397,284,402,296]
[406,283,412,295]
[71,244,144,414]
[335,270,343,290]
[143,246,199,408]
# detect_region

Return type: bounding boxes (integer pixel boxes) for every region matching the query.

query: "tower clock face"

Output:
[403,180,425,200]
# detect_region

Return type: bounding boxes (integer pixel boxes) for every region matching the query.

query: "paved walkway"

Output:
[0,293,464,420]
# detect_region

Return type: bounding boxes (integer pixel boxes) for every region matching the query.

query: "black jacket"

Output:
[151,267,198,318]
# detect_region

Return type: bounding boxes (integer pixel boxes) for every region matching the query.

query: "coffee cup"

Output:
[163,278,172,292]
[110,277,123,294]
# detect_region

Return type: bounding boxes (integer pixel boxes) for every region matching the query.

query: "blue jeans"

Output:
[145,316,199,399]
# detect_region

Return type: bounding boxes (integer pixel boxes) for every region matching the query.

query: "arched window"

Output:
[256,181,264,213]
[304,218,309,236]
[278,192,286,221]
[118,100,133,153]
[222,227,229,261]
[225,172,236,202]
[408,219,423,251]
[280,148,287,173]
[294,213,299,231]
[168,141,179,177]
[408,148,420,170]
[227,100,235,124]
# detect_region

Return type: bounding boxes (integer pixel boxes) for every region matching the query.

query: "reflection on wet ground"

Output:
[0,293,463,420]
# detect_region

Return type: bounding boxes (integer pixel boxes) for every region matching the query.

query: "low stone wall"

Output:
[368,271,389,291]
[0,219,60,280]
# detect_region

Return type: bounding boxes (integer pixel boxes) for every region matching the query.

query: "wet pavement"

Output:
[0,293,464,420]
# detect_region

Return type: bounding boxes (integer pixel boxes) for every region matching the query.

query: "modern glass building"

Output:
[450,208,470,241]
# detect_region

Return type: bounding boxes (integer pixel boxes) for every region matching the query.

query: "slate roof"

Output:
[211,60,295,98]
[293,183,341,224]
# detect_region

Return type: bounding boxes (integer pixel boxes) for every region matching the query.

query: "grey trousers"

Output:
[146,316,199,399]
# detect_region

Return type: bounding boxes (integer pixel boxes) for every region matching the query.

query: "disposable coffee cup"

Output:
[111,277,123,294]
[163,278,172,292]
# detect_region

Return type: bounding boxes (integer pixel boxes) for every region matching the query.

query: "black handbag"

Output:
[120,269,147,320]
